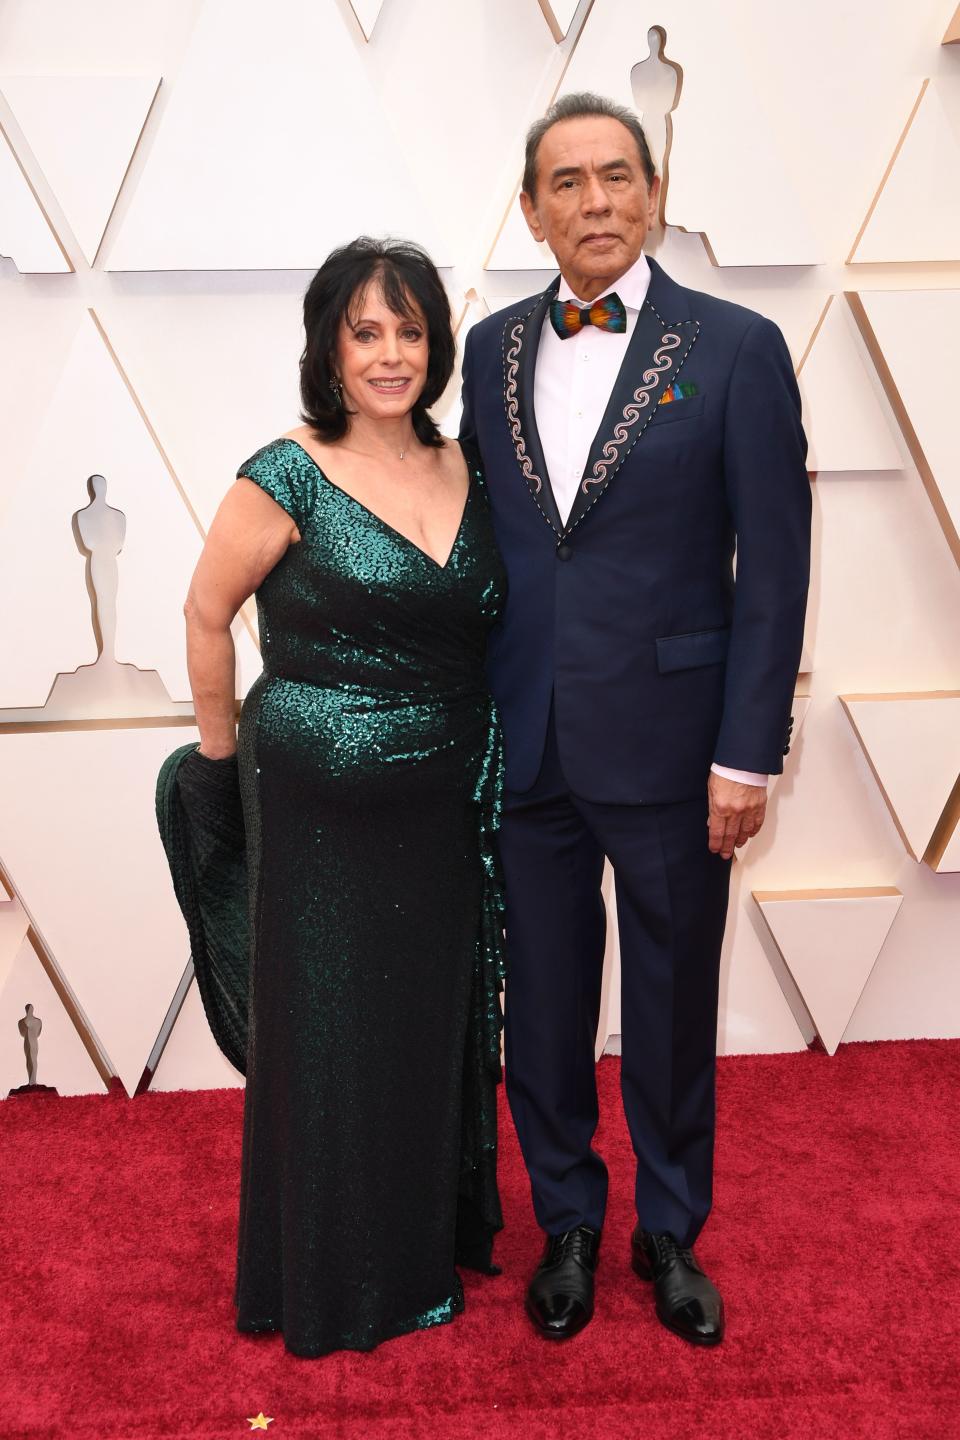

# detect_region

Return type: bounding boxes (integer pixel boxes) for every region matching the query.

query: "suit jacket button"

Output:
[556,543,573,561]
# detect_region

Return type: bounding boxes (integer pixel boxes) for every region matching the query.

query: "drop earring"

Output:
[330,375,343,407]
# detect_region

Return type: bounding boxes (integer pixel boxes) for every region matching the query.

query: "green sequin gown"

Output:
[233,437,506,1358]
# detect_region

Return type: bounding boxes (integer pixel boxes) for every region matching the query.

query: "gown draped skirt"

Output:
[232,438,507,1357]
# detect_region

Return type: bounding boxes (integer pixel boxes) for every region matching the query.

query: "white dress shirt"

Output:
[535,253,651,527]
[532,252,767,790]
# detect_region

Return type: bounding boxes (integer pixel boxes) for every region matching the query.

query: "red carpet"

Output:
[4,1042,960,1440]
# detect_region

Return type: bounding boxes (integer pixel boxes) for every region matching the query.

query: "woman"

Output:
[169,238,506,1357]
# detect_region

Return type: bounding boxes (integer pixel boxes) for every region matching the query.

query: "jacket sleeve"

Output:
[712,315,811,775]
[458,326,479,451]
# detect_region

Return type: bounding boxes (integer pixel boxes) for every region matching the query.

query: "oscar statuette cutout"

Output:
[8,1003,58,1097]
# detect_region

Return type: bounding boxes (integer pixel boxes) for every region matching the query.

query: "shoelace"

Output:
[650,1233,695,1270]
[546,1227,597,1266]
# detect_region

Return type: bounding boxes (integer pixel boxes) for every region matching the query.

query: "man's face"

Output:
[520,115,660,302]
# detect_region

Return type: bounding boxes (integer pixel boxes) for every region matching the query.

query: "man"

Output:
[460,93,810,1345]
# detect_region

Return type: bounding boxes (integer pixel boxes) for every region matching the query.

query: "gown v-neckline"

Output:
[284,437,473,572]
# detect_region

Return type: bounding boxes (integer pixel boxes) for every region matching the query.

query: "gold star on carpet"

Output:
[247,1413,274,1431]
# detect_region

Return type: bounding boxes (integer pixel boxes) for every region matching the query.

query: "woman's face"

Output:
[335,282,429,426]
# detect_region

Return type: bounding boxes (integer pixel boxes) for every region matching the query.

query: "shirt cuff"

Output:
[710,763,769,788]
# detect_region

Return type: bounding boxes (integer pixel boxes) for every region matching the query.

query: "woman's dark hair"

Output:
[299,237,455,448]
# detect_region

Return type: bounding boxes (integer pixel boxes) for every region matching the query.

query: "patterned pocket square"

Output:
[658,381,698,405]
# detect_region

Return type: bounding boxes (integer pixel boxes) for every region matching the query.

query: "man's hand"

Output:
[707,772,767,860]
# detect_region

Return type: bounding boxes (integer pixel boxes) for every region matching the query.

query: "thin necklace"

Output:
[345,437,412,464]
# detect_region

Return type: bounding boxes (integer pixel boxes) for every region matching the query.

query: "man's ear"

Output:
[647,173,662,223]
[519,189,546,244]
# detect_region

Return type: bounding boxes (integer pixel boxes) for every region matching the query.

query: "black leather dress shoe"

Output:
[631,1227,724,1346]
[525,1225,601,1340]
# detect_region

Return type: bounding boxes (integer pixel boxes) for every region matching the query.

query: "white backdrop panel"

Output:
[356,0,560,267]
[0,725,201,1096]
[0,121,69,272]
[850,81,960,264]
[0,74,161,266]
[0,313,96,702]
[935,818,960,873]
[0,311,261,707]
[347,0,386,42]
[96,290,305,532]
[842,695,960,862]
[539,0,581,41]
[799,298,902,474]
[755,889,903,1055]
[856,288,960,567]
[106,0,449,271]
[0,294,80,528]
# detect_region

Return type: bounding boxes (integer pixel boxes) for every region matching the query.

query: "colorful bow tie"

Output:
[549,292,627,339]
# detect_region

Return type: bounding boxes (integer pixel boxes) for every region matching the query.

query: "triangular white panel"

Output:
[0,74,161,266]
[0,121,70,272]
[107,0,447,270]
[0,934,109,1096]
[851,289,960,568]
[150,976,244,1092]
[95,290,321,533]
[798,298,901,473]
[754,888,903,1054]
[841,694,960,861]
[348,0,386,40]
[850,82,960,263]
[0,311,261,707]
[934,815,960,873]
[539,0,581,41]
[0,726,203,1096]
[359,0,558,266]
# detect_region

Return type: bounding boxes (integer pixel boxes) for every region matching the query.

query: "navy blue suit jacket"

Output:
[459,257,811,804]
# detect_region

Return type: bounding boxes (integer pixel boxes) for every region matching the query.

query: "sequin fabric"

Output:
[233,438,507,1358]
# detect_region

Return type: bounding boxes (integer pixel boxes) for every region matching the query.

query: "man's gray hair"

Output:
[522,92,656,199]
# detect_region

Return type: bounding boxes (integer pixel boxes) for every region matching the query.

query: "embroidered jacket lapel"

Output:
[501,280,564,536]
[564,261,700,536]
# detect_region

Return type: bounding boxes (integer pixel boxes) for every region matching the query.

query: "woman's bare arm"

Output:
[185,478,300,757]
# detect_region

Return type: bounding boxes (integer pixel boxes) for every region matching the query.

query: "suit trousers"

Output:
[500,711,732,1248]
